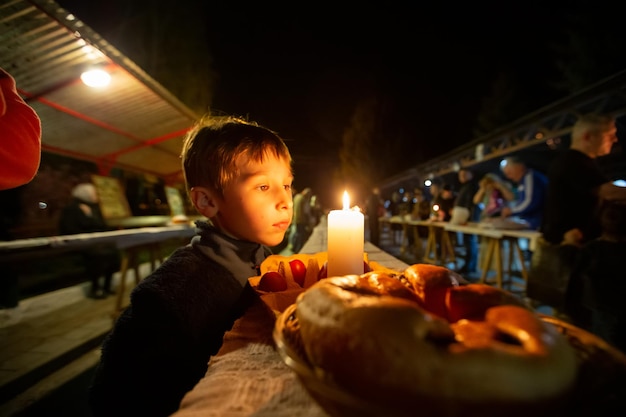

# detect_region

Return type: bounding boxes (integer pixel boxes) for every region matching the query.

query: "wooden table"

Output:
[443,222,540,290]
[0,224,198,319]
[172,219,409,417]
[379,216,455,266]
[411,219,455,266]
[378,216,541,291]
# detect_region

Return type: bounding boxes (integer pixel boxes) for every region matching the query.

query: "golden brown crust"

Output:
[294,264,578,412]
[446,283,526,322]
[402,263,459,319]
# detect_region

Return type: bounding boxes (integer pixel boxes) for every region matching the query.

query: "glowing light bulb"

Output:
[80,68,111,87]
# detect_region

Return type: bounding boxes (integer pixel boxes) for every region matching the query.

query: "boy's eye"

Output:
[259,185,269,191]
[284,184,292,191]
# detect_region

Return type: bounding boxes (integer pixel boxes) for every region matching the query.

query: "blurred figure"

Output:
[0,67,41,190]
[366,186,383,246]
[408,187,430,257]
[410,188,431,221]
[428,182,456,260]
[473,173,513,220]
[399,190,412,215]
[542,113,626,245]
[289,187,313,253]
[433,183,455,222]
[453,169,480,274]
[388,190,404,243]
[500,155,547,230]
[531,113,626,326]
[569,200,626,350]
[309,193,322,227]
[58,183,120,299]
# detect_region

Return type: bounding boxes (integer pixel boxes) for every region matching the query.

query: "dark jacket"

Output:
[576,240,626,318]
[58,197,120,280]
[89,222,269,416]
[59,197,110,235]
[542,149,607,243]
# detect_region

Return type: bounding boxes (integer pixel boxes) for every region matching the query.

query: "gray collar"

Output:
[191,220,270,287]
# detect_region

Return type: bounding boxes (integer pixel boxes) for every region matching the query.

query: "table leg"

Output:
[511,239,529,283]
[114,248,137,320]
[506,238,514,287]
[495,239,503,288]
[424,226,438,264]
[400,222,409,255]
[149,242,163,271]
[442,231,456,266]
[480,238,495,284]
[412,225,424,260]
[516,244,529,281]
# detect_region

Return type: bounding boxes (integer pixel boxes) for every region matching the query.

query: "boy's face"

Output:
[214,154,293,247]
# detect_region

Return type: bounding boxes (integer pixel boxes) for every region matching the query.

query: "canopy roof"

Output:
[379,69,626,191]
[1,0,200,183]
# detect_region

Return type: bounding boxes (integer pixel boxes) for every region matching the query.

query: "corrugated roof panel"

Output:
[117,146,184,174]
[0,0,200,178]
[32,105,139,154]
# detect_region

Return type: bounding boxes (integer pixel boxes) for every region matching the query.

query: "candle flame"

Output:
[433,204,440,211]
[342,191,350,210]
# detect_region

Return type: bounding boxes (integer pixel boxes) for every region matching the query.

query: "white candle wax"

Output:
[327,191,364,277]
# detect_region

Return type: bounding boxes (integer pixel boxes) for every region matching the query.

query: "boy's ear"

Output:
[190,186,219,217]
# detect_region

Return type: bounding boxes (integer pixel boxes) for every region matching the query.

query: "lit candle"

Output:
[327,191,364,277]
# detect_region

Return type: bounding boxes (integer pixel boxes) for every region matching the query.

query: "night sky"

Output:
[54,0,621,206]
[197,3,566,199]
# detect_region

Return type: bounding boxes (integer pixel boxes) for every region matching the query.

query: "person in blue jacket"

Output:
[500,155,548,230]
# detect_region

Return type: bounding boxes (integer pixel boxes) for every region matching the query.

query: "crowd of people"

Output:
[371,113,626,351]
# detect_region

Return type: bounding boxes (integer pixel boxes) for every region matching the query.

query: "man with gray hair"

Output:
[542,113,625,245]
[59,182,120,299]
[528,113,626,324]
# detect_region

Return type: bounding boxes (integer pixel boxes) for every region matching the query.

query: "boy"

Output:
[89,115,294,416]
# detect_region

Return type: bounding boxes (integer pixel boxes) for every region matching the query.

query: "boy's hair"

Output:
[181,115,292,197]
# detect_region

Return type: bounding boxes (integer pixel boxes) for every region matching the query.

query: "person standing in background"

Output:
[0,67,41,191]
[453,168,480,275]
[410,188,431,221]
[571,200,626,351]
[532,113,626,327]
[542,113,626,245]
[58,183,120,299]
[367,186,383,246]
[473,173,513,220]
[309,193,322,227]
[500,156,547,230]
[433,183,456,222]
[289,187,312,253]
